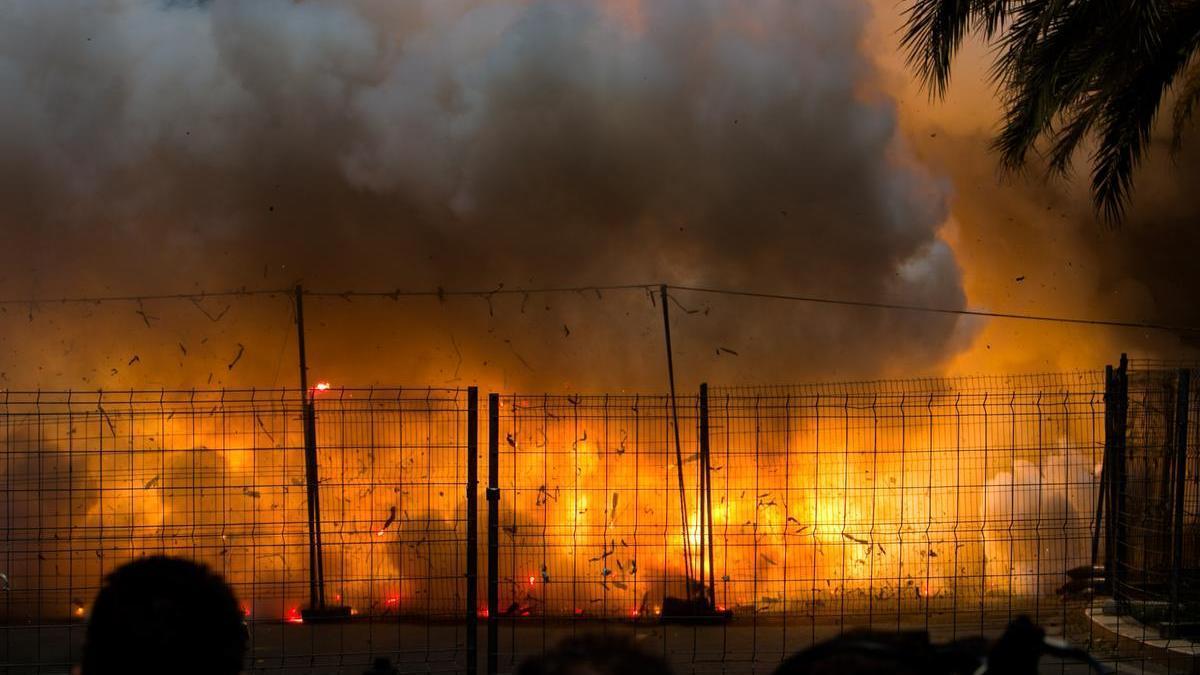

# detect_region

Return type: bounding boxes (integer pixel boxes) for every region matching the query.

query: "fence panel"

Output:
[0,387,474,674]
[1115,362,1200,636]
[488,375,1108,673]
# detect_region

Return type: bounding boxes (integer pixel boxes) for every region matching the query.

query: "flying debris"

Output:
[134,301,158,327]
[127,355,140,365]
[99,408,117,437]
[227,343,245,370]
[535,484,558,506]
[254,414,275,443]
[190,298,230,322]
[377,505,397,536]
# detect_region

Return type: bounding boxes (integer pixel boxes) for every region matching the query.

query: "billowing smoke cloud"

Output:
[0,0,971,391]
[864,4,1200,374]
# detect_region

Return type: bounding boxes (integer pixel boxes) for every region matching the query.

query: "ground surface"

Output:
[0,609,1183,674]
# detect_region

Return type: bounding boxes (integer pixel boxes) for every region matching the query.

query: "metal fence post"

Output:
[1093,365,1112,581]
[466,387,479,675]
[1112,354,1130,599]
[487,394,500,675]
[1171,369,1190,628]
[699,383,715,608]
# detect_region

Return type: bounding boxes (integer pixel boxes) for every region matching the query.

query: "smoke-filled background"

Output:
[4,0,1190,393]
[1,0,1191,630]
[864,6,1200,375]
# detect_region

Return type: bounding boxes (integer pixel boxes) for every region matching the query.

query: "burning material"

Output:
[377,505,397,536]
[494,384,1104,618]
[0,374,1106,624]
[0,388,471,622]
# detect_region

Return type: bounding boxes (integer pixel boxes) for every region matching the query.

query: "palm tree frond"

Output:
[1091,9,1200,224]
[902,0,1014,98]
[1047,93,1104,175]
[902,0,1200,223]
[1173,60,1200,153]
[991,0,1110,169]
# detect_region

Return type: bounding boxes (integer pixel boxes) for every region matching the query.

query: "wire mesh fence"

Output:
[5,369,1200,674]
[1111,361,1200,639]
[483,375,1127,672]
[0,387,476,674]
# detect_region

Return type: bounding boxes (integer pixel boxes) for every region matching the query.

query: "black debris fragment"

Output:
[227,343,245,370]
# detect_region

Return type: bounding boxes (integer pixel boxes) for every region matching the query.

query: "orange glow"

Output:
[10,387,1100,622]
[314,381,331,392]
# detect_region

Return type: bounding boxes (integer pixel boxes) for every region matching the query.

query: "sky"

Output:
[0,0,1195,392]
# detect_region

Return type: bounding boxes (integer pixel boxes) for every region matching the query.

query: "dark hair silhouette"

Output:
[81,556,247,675]
[515,634,673,675]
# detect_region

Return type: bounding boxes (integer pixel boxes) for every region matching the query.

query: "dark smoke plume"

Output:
[0,0,970,390]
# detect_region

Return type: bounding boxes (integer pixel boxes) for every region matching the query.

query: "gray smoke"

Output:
[0,0,971,391]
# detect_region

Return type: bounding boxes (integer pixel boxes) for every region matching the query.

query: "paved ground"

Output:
[0,609,1185,674]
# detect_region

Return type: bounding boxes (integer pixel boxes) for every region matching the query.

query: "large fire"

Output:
[492,391,1101,619]
[0,382,1102,624]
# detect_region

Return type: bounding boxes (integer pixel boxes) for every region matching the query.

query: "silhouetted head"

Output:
[771,630,984,675]
[82,556,247,675]
[514,634,672,675]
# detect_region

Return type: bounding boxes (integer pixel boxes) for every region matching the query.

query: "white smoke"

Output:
[0,0,972,390]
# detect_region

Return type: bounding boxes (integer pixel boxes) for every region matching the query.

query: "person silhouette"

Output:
[515,634,673,675]
[80,556,248,675]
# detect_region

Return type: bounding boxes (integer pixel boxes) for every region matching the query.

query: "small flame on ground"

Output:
[285,607,303,624]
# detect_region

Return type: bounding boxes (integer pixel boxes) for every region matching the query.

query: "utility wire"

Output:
[667,285,1198,334]
[302,283,655,299]
[0,288,291,306]
[1,282,1194,334]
